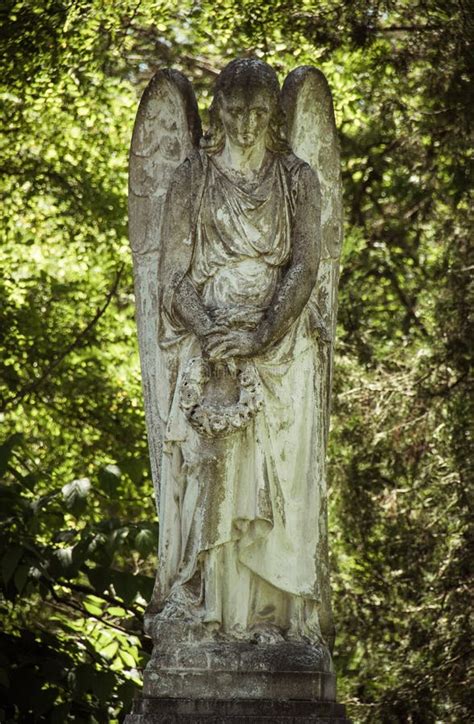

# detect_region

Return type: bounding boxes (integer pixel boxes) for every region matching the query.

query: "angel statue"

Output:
[128,58,343,708]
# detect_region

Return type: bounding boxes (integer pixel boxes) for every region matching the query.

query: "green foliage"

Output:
[0,429,154,721]
[1,0,472,722]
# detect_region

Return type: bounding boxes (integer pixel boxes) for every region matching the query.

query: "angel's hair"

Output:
[201,58,290,154]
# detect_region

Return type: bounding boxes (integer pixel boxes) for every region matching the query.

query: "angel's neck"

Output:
[219,138,266,175]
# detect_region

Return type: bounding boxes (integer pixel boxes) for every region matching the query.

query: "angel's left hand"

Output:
[206,330,262,360]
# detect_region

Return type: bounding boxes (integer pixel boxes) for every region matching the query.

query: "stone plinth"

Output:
[125,625,351,723]
[144,626,334,700]
[125,697,352,723]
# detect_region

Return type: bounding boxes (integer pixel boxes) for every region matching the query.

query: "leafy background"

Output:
[0,1,472,722]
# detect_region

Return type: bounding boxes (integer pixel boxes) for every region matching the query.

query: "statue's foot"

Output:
[250,623,286,644]
[157,585,201,623]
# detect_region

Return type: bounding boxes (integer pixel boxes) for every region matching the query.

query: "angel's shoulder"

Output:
[279,152,320,197]
[280,152,316,179]
[167,149,208,197]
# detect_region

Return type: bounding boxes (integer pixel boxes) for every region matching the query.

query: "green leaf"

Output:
[83,599,103,617]
[98,464,121,495]
[100,641,119,660]
[0,433,23,478]
[13,564,29,594]
[134,527,155,556]
[1,546,23,585]
[61,478,91,514]
[119,649,136,668]
[106,606,126,616]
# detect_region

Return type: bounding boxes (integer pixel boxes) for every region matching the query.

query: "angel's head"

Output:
[202,58,289,154]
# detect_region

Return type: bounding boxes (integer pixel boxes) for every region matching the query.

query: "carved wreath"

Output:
[179,357,263,438]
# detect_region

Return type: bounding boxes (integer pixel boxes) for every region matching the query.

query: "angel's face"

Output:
[218,88,273,148]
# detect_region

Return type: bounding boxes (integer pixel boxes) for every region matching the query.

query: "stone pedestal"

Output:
[125,622,351,723]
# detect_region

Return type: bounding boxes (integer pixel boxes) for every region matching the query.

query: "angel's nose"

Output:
[241,112,257,132]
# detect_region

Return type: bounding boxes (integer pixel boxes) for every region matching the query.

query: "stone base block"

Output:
[144,668,336,701]
[143,632,334,701]
[124,696,352,723]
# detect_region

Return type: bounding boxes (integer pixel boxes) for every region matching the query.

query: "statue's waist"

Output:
[200,258,280,311]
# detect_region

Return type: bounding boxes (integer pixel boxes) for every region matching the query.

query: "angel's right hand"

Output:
[199,324,230,356]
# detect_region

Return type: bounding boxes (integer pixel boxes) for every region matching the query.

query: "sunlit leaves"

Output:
[0,429,153,719]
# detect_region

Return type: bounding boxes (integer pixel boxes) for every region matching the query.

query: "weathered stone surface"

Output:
[144,670,336,701]
[142,633,335,700]
[130,52,342,648]
[125,697,352,723]
[148,625,332,672]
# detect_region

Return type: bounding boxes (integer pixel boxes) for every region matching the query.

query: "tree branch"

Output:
[0,265,124,412]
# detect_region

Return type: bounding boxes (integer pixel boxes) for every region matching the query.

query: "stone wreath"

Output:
[179,357,263,438]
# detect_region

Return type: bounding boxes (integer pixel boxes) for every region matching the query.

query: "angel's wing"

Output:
[129,70,201,500]
[282,66,343,445]
[282,67,342,650]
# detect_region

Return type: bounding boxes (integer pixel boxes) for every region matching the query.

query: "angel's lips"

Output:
[237,131,257,145]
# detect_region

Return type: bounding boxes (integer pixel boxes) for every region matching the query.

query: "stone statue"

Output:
[127,58,346,721]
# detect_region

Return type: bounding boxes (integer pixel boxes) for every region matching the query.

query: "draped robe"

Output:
[156,149,328,640]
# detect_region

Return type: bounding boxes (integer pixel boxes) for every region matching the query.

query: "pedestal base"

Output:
[126,622,351,722]
[125,696,352,723]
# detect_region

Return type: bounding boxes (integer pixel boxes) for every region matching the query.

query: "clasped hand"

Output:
[201,325,261,360]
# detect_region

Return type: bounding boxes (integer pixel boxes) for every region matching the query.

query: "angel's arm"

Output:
[257,164,321,349]
[160,157,225,342]
[174,276,214,338]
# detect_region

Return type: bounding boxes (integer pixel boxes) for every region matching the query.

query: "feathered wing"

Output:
[282,66,343,649]
[129,70,201,503]
[282,66,343,434]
